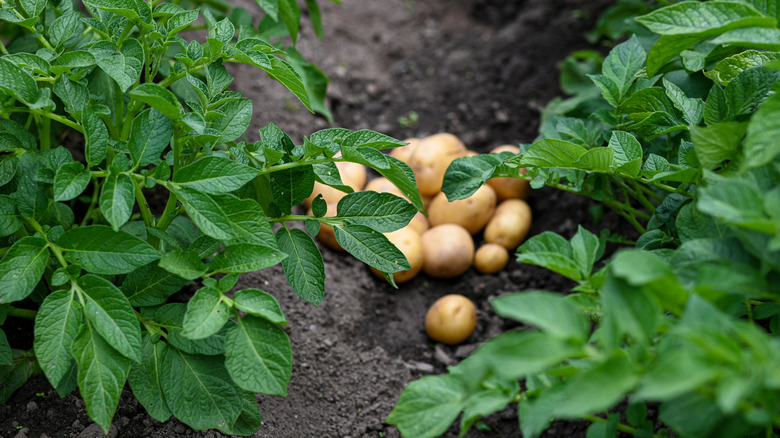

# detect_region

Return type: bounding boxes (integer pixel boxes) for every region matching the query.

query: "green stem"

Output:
[582,414,662,438]
[3,108,83,133]
[116,21,135,46]
[257,157,338,176]
[269,214,343,226]
[24,217,69,268]
[134,179,154,227]
[79,178,101,227]
[0,36,8,55]
[113,80,124,140]
[38,114,51,151]
[7,307,38,319]
[155,191,179,232]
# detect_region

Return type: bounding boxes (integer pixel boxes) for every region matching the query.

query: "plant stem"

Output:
[256,157,338,176]
[7,307,37,319]
[134,179,154,227]
[38,114,51,151]
[270,214,343,226]
[155,191,179,232]
[582,414,661,438]
[79,178,101,227]
[3,108,83,133]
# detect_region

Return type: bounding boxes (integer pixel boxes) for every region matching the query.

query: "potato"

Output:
[365,176,405,198]
[428,184,496,234]
[304,161,367,208]
[389,138,422,163]
[425,294,477,345]
[474,243,509,274]
[420,192,435,210]
[409,133,468,196]
[421,224,474,278]
[369,227,424,283]
[484,199,532,250]
[486,145,531,201]
[307,203,345,252]
[408,211,429,235]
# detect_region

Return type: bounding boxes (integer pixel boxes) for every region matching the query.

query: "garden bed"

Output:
[0,1,617,437]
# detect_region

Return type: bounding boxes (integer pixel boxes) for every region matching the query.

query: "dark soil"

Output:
[1,0,626,437]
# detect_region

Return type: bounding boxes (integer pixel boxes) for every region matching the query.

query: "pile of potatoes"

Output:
[303,133,532,283]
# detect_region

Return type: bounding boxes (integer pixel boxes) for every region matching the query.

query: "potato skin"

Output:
[365,176,406,198]
[408,211,430,235]
[369,227,424,283]
[486,145,531,201]
[474,243,509,274]
[389,138,422,163]
[428,184,496,234]
[421,224,474,278]
[307,203,345,252]
[425,294,477,345]
[409,133,468,196]
[484,199,532,250]
[304,161,367,208]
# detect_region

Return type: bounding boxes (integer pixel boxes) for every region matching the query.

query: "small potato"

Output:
[408,211,430,235]
[486,145,531,201]
[484,199,532,250]
[425,294,477,345]
[307,203,345,252]
[428,184,497,234]
[369,227,424,283]
[409,133,468,196]
[304,161,367,208]
[389,138,422,163]
[365,177,406,198]
[474,243,509,274]
[421,224,474,278]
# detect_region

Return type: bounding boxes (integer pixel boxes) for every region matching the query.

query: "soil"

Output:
[0,0,629,437]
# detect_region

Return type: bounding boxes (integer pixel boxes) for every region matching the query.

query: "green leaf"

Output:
[743,93,780,169]
[99,169,135,231]
[706,50,780,85]
[0,196,22,237]
[128,336,171,422]
[57,226,160,275]
[77,275,142,363]
[127,109,173,168]
[275,227,325,305]
[518,139,588,168]
[160,346,241,431]
[52,162,90,202]
[90,40,144,92]
[209,243,287,274]
[34,289,82,387]
[71,322,131,434]
[256,0,279,20]
[0,58,39,105]
[18,0,46,18]
[492,291,590,341]
[373,155,424,212]
[158,250,206,280]
[211,98,252,142]
[182,286,229,339]
[697,178,774,233]
[233,288,287,325]
[121,263,187,306]
[211,194,278,248]
[155,304,227,356]
[691,122,747,170]
[285,47,331,121]
[599,274,659,344]
[168,9,199,34]
[129,83,183,119]
[0,237,49,304]
[517,232,582,281]
[83,0,140,21]
[51,51,97,74]
[278,0,301,43]
[269,165,314,214]
[0,330,10,367]
[335,224,410,273]
[172,187,234,240]
[704,84,732,125]
[710,27,780,50]
[441,155,503,201]
[386,374,468,438]
[261,57,312,111]
[227,392,263,436]
[0,349,39,404]
[342,129,407,150]
[635,2,771,36]
[601,36,645,104]
[337,191,416,232]
[49,12,82,48]
[725,67,779,117]
[174,156,258,195]
[607,131,642,177]
[459,380,519,437]
[225,315,292,395]
[663,78,704,125]
[0,119,36,150]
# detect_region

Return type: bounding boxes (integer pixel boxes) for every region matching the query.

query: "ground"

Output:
[0,0,624,437]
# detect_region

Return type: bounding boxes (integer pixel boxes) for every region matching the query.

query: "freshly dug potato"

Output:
[425,294,477,345]
[421,224,474,278]
[304,161,367,208]
[365,177,405,198]
[428,184,496,234]
[389,138,422,163]
[409,133,468,196]
[307,203,345,252]
[420,192,435,210]
[408,212,430,235]
[484,199,532,250]
[486,145,531,201]
[369,227,424,283]
[474,243,509,274]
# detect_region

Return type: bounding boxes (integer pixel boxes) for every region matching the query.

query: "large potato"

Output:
[408,211,430,235]
[484,199,532,250]
[408,133,468,196]
[389,138,422,164]
[425,294,477,345]
[486,145,531,201]
[304,161,367,208]
[421,224,474,278]
[307,203,345,252]
[428,184,496,234]
[369,226,424,283]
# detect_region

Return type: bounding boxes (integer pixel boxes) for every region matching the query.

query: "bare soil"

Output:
[1,1,624,437]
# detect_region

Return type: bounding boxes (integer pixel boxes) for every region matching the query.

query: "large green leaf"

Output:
[386,374,468,438]
[57,226,160,275]
[127,109,173,168]
[337,191,416,232]
[182,286,230,340]
[174,156,258,195]
[0,58,39,105]
[99,169,135,231]
[128,336,171,422]
[275,227,325,305]
[261,57,312,111]
[209,243,287,274]
[211,194,278,248]
[743,93,780,169]
[172,187,234,240]
[53,162,91,202]
[211,99,252,142]
[129,83,183,120]
[492,291,590,342]
[232,288,287,325]
[0,236,49,304]
[334,224,410,273]
[635,2,771,36]
[224,316,292,395]
[158,250,206,280]
[121,263,187,306]
[89,40,144,92]
[269,165,314,214]
[33,289,82,387]
[441,154,503,201]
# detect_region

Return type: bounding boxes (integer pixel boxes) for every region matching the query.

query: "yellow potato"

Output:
[408,211,430,235]
[304,161,367,208]
[364,177,405,198]
[421,224,474,278]
[484,199,532,250]
[369,226,424,283]
[486,144,531,201]
[389,138,422,163]
[420,192,435,210]
[425,294,477,345]
[306,203,345,252]
[408,133,468,196]
[474,243,509,274]
[428,184,496,234]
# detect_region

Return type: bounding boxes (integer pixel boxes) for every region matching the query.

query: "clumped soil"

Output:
[1,0,624,437]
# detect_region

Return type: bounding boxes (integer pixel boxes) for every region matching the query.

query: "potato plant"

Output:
[0,0,423,434]
[389,1,780,437]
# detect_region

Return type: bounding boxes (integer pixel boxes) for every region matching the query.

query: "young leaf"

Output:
[155,304,227,356]
[0,58,39,105]
[373,155,424,212]
[706,50,780,85]
[342,129,407,150]
[441,155,504,201]
[386,374,468,438]
[129,84,184,119]
[211,99,253,142]
[337,191,416,232]
[120,263,187,306]
[89,40,144,92]
[724,67,779,117]
[269,165,315,214]
[57,226,161,275]
[690,122,748,170]
[607,131,643,177]
[99,169,135,231]
[71,322,131,434]
[492,291,590,341]
[261,57,312,111]
[275,227,325,305]
[182,286,230,340]
[0,196,21,237]
[232,288,287,325]
[158,250,206,280]
[211,194,278,248]
[127,336,171,422]
[53,162,91,202]
[0,236,50,304]
[173,156,259,195]
[635,2,770,36]
[517,232,582,281]
[83,107,109,167]
[334,224,410,273]
[209,243,287,274]
[33,289,82,387]
[172,187,234,240]
[225,315,292,395]
[601,36,645,104]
